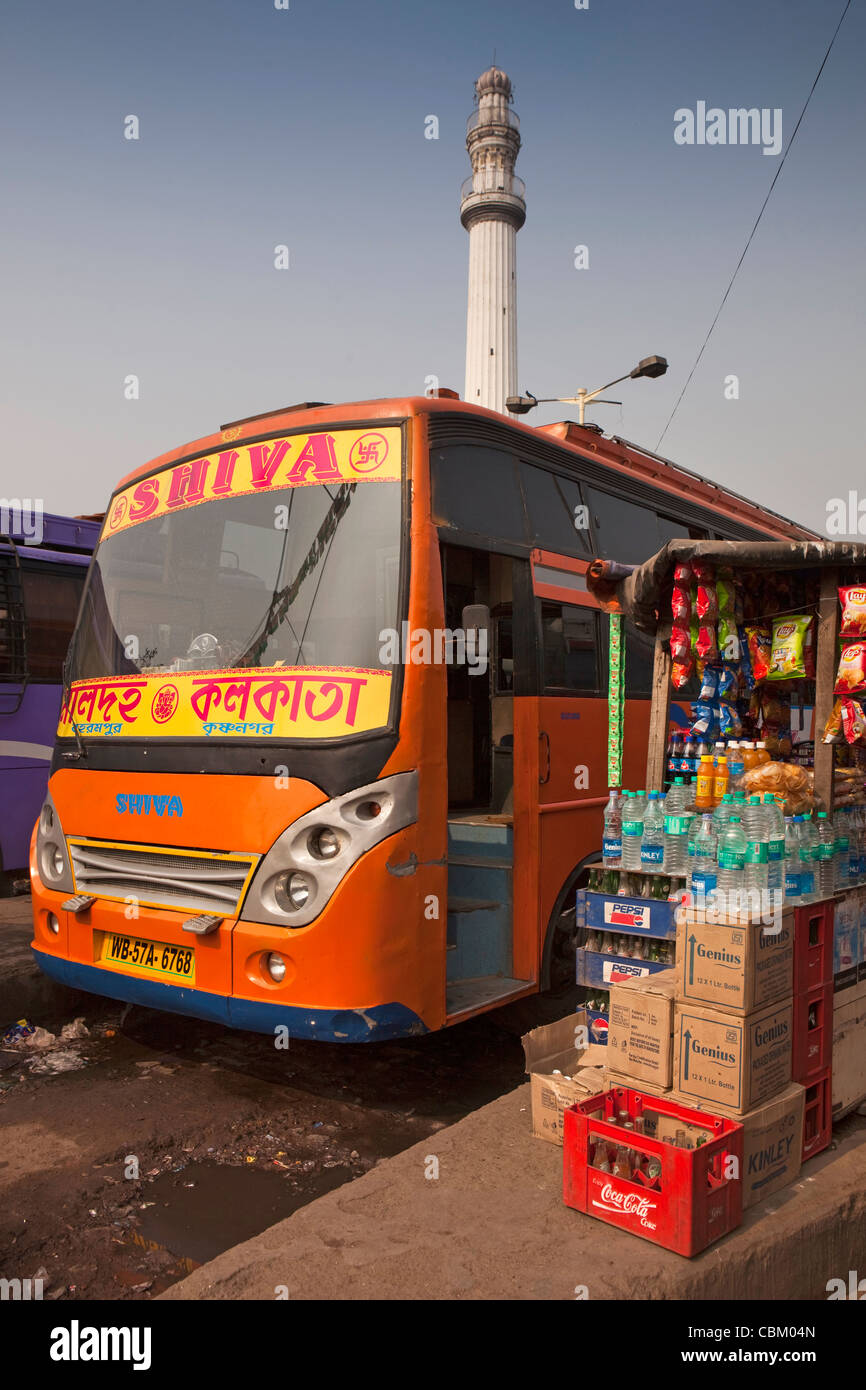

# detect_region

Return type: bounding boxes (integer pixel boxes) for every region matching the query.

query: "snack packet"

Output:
[823,698,844,744]
[690,702,717,738]
[738,626,755,689]
[699,666,719,701]
[696,624,719,664]
[839,586,866,637]
[717,666,738,703]
[670,625,691,661]
[674,562,693,586]
[695,584,718,622]
[835,642,866,696]
[691,560,716,583]
[768,615,814,681]
[718,615,739,661]
[672,655,694,690]
[745,625,771,684]
[841,697,866,745]
[671,585,691,624]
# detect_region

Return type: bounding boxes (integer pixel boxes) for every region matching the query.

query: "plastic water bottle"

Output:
[850,805,863,885]
[784,816,802,906]
[833,807,851,891]
[663,778,691,875]
[621,793,645,871]
[815,811,836,900]
[727,742,745,787]
[796,816,817,904]
[743,795,769,900]
[603,788,622,869]
[763,793,785,902]
[689,814,718,898]
[717,815,747,912]
[640,792,665,871]
[713,792,735,836]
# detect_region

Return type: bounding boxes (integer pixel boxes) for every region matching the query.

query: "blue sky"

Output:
[2,0,862,535]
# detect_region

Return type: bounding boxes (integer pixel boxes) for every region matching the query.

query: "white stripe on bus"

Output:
[0,741,53,760]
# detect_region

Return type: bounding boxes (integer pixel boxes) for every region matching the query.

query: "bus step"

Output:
[446,976,533,1017]
[447,819,513,865]
[447,899,511,981]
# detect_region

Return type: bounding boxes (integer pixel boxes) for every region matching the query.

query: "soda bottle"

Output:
[681,736,697,779]
[754,740,771,766]
[713,756,729,806]
[640,791,665,871]
[603,788,622,869]
[763,793,785,904]
[741,741,759,772]
[695,755,714,811]
[667,730,683,779]
[717,815,747,914]
[815,811,835,900]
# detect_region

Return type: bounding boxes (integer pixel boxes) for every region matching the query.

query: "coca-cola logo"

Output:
[592,1182,657,1229]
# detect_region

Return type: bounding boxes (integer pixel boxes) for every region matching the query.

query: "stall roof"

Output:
[587,539,866,634]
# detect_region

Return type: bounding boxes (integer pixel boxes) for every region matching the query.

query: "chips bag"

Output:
[841,698,866,745]
[718,614,739,662]
[670,625,691,661]
[695,584,719,621]
[717,666,738,703]
[671,585,691,624]
[696,624,719,664]
[835,642,866,696]
[745,625,771,683]
[839,586,866,637]
[691,560,716,583]
[767,615,814,681]
[699,666,719,701]
[672,655,694,690]
[823,699,844,744]
[738,626,755,689]
[674,562,693,586]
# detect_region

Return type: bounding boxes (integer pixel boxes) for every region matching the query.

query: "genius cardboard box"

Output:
[673,997,793,1114]
[607,968,676,1089]
[675,910,793,1014]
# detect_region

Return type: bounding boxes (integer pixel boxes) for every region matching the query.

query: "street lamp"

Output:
[506,355,668,425]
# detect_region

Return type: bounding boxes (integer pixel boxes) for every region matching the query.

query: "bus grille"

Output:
[67,840,258,915]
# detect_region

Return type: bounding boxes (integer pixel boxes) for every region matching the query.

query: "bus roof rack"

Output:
[219,403,332,430]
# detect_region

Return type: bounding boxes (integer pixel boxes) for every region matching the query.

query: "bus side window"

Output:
[540,602,601,695]
[20,567,86,681]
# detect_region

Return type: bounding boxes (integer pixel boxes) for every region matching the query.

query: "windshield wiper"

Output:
[60,653,87,761]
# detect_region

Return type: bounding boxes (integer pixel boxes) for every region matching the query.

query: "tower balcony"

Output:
[460,171,526,202]
[466,108,520,136]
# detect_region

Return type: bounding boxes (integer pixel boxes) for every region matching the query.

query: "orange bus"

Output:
[30,396,813,1039]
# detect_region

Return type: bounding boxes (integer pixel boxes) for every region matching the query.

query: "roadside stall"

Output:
[525,539,866,1256]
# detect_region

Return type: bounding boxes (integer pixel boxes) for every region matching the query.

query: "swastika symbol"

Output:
[349,432,389,474]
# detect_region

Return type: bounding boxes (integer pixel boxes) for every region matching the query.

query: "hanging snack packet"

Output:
[671,585,691,624]
[695,583,719,621]
[674,561,693,586]
[738,627,755,688]
[718,614,739,662]
[717,666,738,704]
[768,615,814,681]
[691,560,716,583]
[745,625,771,684]
[670,624,691,661]
[760,689,785,729]
[841,697,866,745]
[696,623,719,664]
[839,586,866,637]
[835,642,866,696]
[823,699,844,744]
[672,655,694,690]
[690,702,717,738]
[699,666,719,701]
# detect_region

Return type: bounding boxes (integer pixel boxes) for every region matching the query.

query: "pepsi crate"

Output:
[563,1085,744,1257]
[577,889,678,940]
[577,948,672,990]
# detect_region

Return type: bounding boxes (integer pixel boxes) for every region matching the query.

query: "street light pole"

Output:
[506,356,669,423]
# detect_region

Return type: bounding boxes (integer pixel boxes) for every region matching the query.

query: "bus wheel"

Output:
[541,858,601,994]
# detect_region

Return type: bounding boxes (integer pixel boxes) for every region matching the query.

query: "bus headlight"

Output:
[307,827,341,860]
[239,770,418,929]
[266,952,287,982]
[35,792,74,893]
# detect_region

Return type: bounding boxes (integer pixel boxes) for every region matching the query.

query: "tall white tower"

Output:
[460,66,525,413]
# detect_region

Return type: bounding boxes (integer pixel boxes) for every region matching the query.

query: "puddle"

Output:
[137,1163,350,1265]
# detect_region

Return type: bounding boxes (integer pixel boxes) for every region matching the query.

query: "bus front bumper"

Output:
[32,947,427,1042]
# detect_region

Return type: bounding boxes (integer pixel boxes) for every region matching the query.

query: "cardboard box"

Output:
[670,1083,805,1209]
[831,993,866,1116]
[834,890,862,993]
[604,1070,671,1098]
[522,1011,608,1145]
[676,910,793,1014]
[607,968,676,1088]
[673,997,793,1114]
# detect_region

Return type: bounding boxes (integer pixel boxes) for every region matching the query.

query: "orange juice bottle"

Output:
[741,741,759,772]
[755,740,771,765]
[713,756,729,805]
[695,755,715,811]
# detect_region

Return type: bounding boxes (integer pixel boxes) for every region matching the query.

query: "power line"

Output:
[655,0,853,450]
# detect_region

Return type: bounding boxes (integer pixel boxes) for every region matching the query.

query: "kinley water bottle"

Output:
[796,815,817,904]
[815,812,836,900]
[784,816,802,906]
[621,793,645,871]
[603,788,622,869]
[717,815,747,912]
[689,814,718,899]
[640,792,665,871]
[833,807,850,891]
[763,793,785,903]
[663,778,690,875]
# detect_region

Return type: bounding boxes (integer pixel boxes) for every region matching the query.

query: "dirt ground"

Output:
[0,894,574,1301]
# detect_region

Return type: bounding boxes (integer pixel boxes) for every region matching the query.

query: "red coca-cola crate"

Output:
[793,900,833,995]
[793,981,833,1083]
[563,1086,744,1258]
[802,1066,832,1161]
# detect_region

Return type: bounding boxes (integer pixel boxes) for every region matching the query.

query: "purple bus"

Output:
[0,511,100,890]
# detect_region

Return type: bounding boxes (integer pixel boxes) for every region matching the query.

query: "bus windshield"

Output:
[71,479,402,682]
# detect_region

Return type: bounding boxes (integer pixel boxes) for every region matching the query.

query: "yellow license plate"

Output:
[95,931,195,983]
